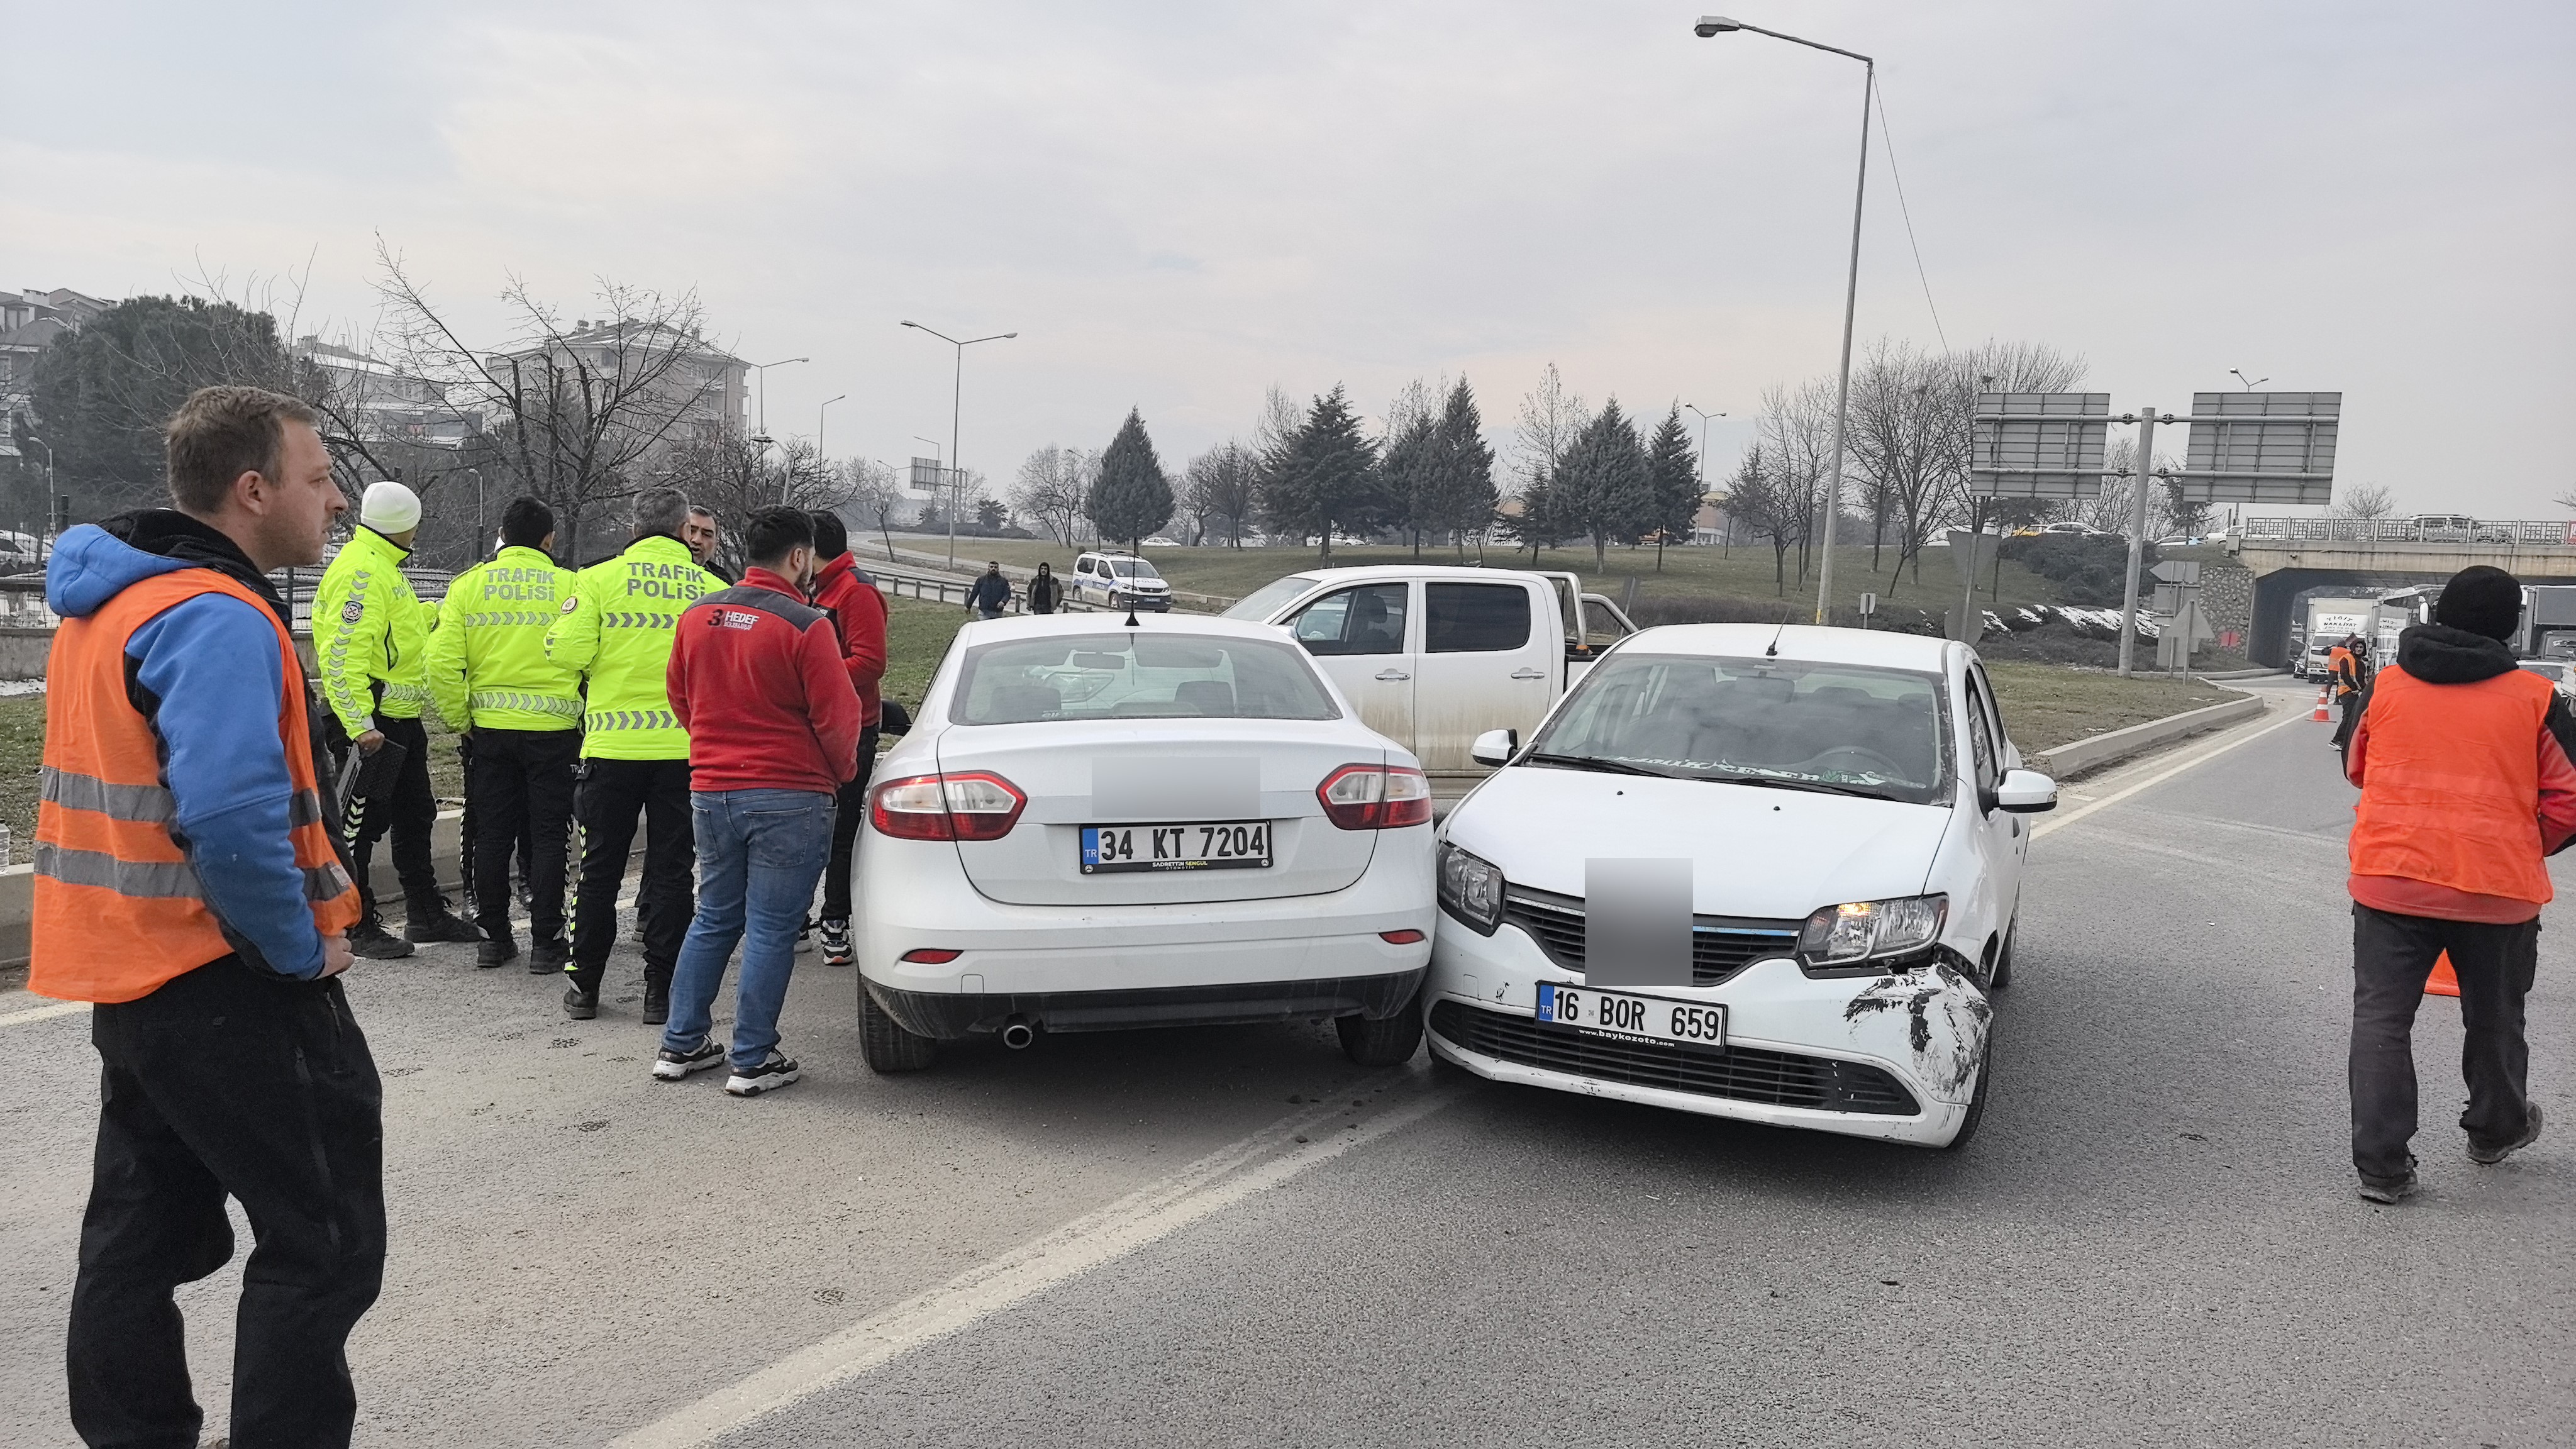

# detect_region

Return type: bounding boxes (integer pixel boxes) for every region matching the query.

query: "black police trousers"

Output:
[566,757,694,994]
[466,728,579,948]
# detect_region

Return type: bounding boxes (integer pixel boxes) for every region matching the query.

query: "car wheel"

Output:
[859,982,939,1073]
[1335,986,1424,1067]
[1987,920,2016,992]
[1940,1036,1992,1152]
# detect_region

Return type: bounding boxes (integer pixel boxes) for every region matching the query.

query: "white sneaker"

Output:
[726,1050,801,1097]
[651,1041,725,1080]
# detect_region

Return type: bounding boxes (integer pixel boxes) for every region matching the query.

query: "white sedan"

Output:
[855,614,1436,1071]
[1425,625,2056,1148]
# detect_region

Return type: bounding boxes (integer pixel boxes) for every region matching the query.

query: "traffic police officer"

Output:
[430,496,582,971]
[314,479,479,957]
[545,486,713,1023]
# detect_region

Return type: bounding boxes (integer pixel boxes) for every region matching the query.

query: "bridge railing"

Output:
[2242,517,2576,546]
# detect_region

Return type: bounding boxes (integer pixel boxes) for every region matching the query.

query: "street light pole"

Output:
[1686,405,1726,550]
[900,321,1018,569]
[748,355,809,449]
[1696,16,1873,626]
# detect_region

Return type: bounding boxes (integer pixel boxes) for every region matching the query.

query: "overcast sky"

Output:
[10,1,2573,516]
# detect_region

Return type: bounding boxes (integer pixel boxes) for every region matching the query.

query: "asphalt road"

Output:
[3,679,2568,1446]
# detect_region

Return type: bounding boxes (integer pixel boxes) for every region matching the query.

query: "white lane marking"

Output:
[611,1081,1464,1449]
[2034,703,2308,840]
[0,999,85,1028]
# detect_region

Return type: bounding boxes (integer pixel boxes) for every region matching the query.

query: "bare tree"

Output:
[1723,445,1802,594]
[658,431,857,572]
[1503,363,1591,557]
[1181,441,1261,547]
[2332,480,2397,520]
[1010,446,1091,546]
[843,458,904,558]
[1757,379,1835,582]
[372,241,728,560]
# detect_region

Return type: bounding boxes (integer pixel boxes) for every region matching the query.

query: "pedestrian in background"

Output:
[2344,565,2567,1204]
[430,496,581,971]
[2329,632,2367,752]
[1028,560,1060,614]
[805,510,887,968]
[547,487,714,1023]
[969,560,1012,619]
[654,507,861,1094]
[685,504,736,584]
[314,478,480,957]
[36,386,378,1448]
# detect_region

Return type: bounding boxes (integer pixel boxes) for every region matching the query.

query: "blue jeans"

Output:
[663,789,835,1072]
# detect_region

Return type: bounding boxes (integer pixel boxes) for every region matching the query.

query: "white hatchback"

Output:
[1426,625,2056,1148]
[855,614,1436,1071]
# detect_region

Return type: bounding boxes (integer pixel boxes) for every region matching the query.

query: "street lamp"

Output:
[900,321,1018,568]
[2229,369,2269,391]
[1685,405,1726,550]
[817,394,847,462]
[1696,14,1873,626]
[748,355,808,448]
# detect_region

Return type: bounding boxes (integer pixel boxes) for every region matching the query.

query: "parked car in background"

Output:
[1426,625,2055,1149]
[1225,565,1637,771]
[1069,550,1173,611]
[855,614,1436,1072]
[2410,513,2475,543]
[1141,536,1182,548]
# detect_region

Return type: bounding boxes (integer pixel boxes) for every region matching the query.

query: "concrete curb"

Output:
[2194,667,2287,681]
[2035,691,2268,782]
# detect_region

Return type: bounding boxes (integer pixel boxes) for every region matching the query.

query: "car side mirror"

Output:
[1470,728,1518,767]
[1996,768,2057,814]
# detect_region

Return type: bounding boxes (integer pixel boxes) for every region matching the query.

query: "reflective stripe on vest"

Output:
[471,691,582,718]
[586,709,681,733]
[30,568,364,1004]
[2349,663,2556,904]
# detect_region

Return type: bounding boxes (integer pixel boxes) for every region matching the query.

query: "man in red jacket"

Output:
[806,511,888,967]
[2344,565,2570,1202]
[653,508,862,1096]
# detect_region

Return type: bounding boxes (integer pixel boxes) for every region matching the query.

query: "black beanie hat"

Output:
[2435,564,2522,643]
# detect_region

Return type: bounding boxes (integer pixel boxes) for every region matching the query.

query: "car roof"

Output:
[1614,623,1958,672]
[955,612,1288,642]
[1266,564,1553,585]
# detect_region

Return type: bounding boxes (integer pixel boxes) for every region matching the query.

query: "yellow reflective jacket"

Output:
[313,526,428,733]
[545,533,713,759]
[428,545,581,732]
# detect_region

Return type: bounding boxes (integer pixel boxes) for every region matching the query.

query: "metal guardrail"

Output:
[2241,517,2576,546]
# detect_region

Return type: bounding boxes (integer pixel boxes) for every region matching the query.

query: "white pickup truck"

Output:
[1221,564,1638,770]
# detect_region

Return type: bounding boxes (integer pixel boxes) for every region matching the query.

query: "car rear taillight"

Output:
[869,771,1028,841]
[1317,763,1433,830]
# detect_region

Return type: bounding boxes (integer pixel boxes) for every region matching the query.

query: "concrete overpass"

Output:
[2229,520,2576,665]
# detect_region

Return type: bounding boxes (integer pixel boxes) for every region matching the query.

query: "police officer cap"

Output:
[362,480,422,534]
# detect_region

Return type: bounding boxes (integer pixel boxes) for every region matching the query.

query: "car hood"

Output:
[1445,765,1951,920]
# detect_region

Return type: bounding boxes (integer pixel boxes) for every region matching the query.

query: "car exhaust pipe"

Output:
[999,1016,1036,1050]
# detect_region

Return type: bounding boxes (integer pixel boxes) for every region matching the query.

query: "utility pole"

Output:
[900,322,1017,569]
[2116,408,2169,677]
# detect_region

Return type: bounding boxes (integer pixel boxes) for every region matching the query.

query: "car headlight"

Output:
[1438,843,1506,935]
[1797,894,1947,970]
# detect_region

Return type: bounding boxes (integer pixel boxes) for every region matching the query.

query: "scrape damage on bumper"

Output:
[1841,961,1990,1097]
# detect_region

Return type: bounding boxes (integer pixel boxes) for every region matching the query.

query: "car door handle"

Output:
[1375,669,1411,682]
[1510,667,1546,680]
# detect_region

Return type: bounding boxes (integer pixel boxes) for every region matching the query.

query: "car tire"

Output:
[1987,920,2016,992]
[859,982,939,1073]
[1336,986,1424,1067]
[1940,1036,1992,1152]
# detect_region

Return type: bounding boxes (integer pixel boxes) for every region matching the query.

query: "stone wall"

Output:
[2198,562,2255,653]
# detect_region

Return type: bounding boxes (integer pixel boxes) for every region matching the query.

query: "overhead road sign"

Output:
[1970,392,2114,498]
[2172,391,2339,506]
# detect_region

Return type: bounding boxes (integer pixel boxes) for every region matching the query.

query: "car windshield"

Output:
[1524,652,1953,805]
[1109,558,1160,579]
[1223,574,1319,619]
[952,631,1339,724]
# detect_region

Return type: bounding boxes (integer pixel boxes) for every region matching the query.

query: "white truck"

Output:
[1222,564,1637,771]
[2296,595,2382,679]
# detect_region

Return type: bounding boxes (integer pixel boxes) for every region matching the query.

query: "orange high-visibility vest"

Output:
[31,567,361,1002]
[2349,663,2557,906]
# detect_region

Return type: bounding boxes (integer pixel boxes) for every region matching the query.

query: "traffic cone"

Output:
[2426,951,2460,998]
[2311,686,2331,723]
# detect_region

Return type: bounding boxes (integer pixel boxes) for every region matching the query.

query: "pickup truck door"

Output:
[1410,579,1555,769]
[1284,581,1416,748]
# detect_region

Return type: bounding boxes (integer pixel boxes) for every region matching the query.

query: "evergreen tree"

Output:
[1430,377,1497,557]
[1642,402,1702,572]
[1257,384,1387,565]
[1084,407,1174,552]
[1558,398,1652,570]
[1380,407,1438,557]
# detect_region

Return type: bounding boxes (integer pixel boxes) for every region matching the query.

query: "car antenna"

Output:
[1124,604,1140,628]
[1765,619,1787,658]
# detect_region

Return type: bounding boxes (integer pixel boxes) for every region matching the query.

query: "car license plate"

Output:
[1535,982,1726,1048]
[1080,821,1271,874]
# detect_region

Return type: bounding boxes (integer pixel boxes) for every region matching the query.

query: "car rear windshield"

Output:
[1223,575,1319,620]
[1527,653,1953,805]
[952,632,1340,724]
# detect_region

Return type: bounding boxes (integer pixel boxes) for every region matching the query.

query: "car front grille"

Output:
[1429,1000,1920,1116]
[1501,889,1801,988]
